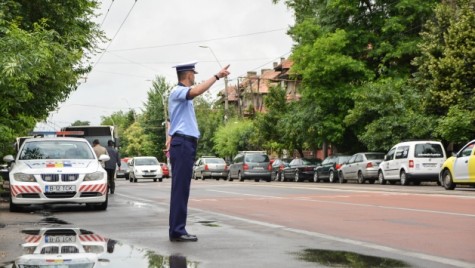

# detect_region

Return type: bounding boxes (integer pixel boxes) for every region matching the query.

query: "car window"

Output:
[348,155,357,164]
[386,148,396,161]
[19,140,94,160]
[337,156,351,164]
[414,143,444,158]
[355,154,363,163]
[205,158,225,164]
[365,153,385,160]
[460,144,474,157]
[135,158,158,165]
[245,154,269,163]
[395,146,409,159]
[290,159,303,166]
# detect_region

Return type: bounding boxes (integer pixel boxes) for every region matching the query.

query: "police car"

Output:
[3,137,110,212]
[439,139,475,190]
[10,227,112,267]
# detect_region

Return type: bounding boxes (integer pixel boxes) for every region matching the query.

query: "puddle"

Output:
[197,220,220,227]
[1,227,199,268]
[294,248,410,268]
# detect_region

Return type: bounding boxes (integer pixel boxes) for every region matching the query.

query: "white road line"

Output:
[206,189,475,218]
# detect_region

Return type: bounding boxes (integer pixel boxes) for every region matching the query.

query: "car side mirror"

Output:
[384,155,389,161]
[99,154,110,162]
[3,155,14,163]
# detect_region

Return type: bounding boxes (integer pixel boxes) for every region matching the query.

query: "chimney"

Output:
[247,71,257,78]
[273,62,278,68]
[261,69,270,75]
[280,57,285,63]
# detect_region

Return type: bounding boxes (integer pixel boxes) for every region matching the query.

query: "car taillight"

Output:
[267,164,272,171]
[243,163,249,170]
[204,164,209,171]
[409,160,414,168]
[335,164,342,169]
[366,162,373,168]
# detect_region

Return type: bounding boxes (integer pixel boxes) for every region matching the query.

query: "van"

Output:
[228,151,271,182]
[378,141,446,185]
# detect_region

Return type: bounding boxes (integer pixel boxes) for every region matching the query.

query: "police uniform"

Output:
[168,61,200,242]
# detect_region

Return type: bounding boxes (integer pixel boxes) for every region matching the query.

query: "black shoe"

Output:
[170,234,198,242]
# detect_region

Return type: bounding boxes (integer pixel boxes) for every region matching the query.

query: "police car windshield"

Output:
[19,141,95,160]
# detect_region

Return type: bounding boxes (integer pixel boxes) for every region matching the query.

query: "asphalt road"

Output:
[1,179,474,268]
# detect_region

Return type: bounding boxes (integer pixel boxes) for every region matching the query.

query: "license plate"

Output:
[45,185,76,192]
[45,235,76,243]
[423,163,437,168]
[254,167,264,170]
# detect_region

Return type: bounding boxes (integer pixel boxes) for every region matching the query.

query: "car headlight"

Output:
[84,171,105,181]
[13,173,37,182]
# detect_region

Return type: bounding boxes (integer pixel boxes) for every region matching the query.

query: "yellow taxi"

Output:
[439,140,475,190]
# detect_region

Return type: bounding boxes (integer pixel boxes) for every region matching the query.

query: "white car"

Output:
[3,137,110,212]
[378,140,446,185]
[128,156,163,182]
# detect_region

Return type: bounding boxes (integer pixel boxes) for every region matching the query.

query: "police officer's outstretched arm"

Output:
[188,64,230,98]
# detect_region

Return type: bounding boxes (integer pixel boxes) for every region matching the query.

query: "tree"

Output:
[213,119,259,158]
[71,120,90,126]
[0,0,105,155]
[413,0,475,143]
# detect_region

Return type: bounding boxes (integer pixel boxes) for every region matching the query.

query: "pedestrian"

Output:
[168,61,230,242]
[105,140,120,194]
[92,139,108,168]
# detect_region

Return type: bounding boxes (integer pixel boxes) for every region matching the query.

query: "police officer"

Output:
[168,61,230,242]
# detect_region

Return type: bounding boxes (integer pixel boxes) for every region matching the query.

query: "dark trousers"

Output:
[169,136,197,238]
[105,168,115,193]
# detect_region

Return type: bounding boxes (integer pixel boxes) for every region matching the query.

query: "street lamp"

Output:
[199,45,229,121]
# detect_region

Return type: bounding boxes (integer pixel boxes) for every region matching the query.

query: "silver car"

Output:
[338,152,385,184]
[193,157,228,180]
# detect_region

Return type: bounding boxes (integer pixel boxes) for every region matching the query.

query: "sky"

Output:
[35,0,295,131]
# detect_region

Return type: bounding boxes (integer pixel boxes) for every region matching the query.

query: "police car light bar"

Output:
[56,131,85,137]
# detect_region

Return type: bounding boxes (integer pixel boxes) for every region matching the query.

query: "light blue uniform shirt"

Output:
[168,84,200,138]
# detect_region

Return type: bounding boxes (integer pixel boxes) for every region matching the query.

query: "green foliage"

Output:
[195,94,224,156]
[121,121,154,157]
[213,119,258,158]
[71,120,90,126]
[0,0,105,157]
[435,105,475,144]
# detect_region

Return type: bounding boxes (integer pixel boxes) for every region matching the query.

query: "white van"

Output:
[378,141,446,185]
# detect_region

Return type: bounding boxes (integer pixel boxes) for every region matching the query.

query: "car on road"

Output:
[3,137,110,212]
[281,158,322,182]
[439,139,475,190]
[378,141,446,185]
[193,156,228,180]
[270,158,292,181]
[338,152,385,184]
[228,151,271,182]
[116,158,130,180]
[314,155,351,183]
[160,162,170,178]
[128,156,163,182]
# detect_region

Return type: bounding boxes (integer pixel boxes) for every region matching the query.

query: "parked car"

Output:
[228,151,271,182]
[314,155,351,183]
[128,156,163,183]
[3,137,110,212]
[270,158,292,181]
[439,139,475,190]
[193,156,228,180]
[378,141,446,185]
[338,152,385,184]
[160,162,170,178]
[116,158,130,179]
[281,158,322,182]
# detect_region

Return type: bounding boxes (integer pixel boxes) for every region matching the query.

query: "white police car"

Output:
[3,137,110,212]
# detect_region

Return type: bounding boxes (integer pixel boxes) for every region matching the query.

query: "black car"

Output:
[281,158,322,182]
[270,158,292,181]
[314,155,351,183]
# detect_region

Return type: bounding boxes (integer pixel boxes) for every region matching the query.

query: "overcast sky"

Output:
[35,0,294,131]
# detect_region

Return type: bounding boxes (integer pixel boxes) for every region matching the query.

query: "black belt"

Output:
[173,133,198,143]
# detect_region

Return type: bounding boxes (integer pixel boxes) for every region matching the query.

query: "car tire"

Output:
[442,169,456,190]
[338,171,346,183]
[281,172,286,182]
[159,178,163,182]
[378,171,386,185]
[227,172,233,182]
[254,178,260,182]
[95,194,108,211]
[153,178,157,182]
[329,170,336,183]
[357,171,365,184]
[238,172,244,182]
[400,170,409,186]
[314,172,320,183]
[294,171,300,182]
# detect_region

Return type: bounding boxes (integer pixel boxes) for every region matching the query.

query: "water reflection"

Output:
[1,227,198,268]
[294,248,410,268]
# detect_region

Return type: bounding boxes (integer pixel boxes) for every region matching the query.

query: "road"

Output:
[1,179,474,268]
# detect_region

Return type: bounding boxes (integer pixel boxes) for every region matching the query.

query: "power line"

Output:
[100,0,115,26]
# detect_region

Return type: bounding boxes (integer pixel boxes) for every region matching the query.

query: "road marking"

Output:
[191,207,475,268]
[206,189,475,218]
